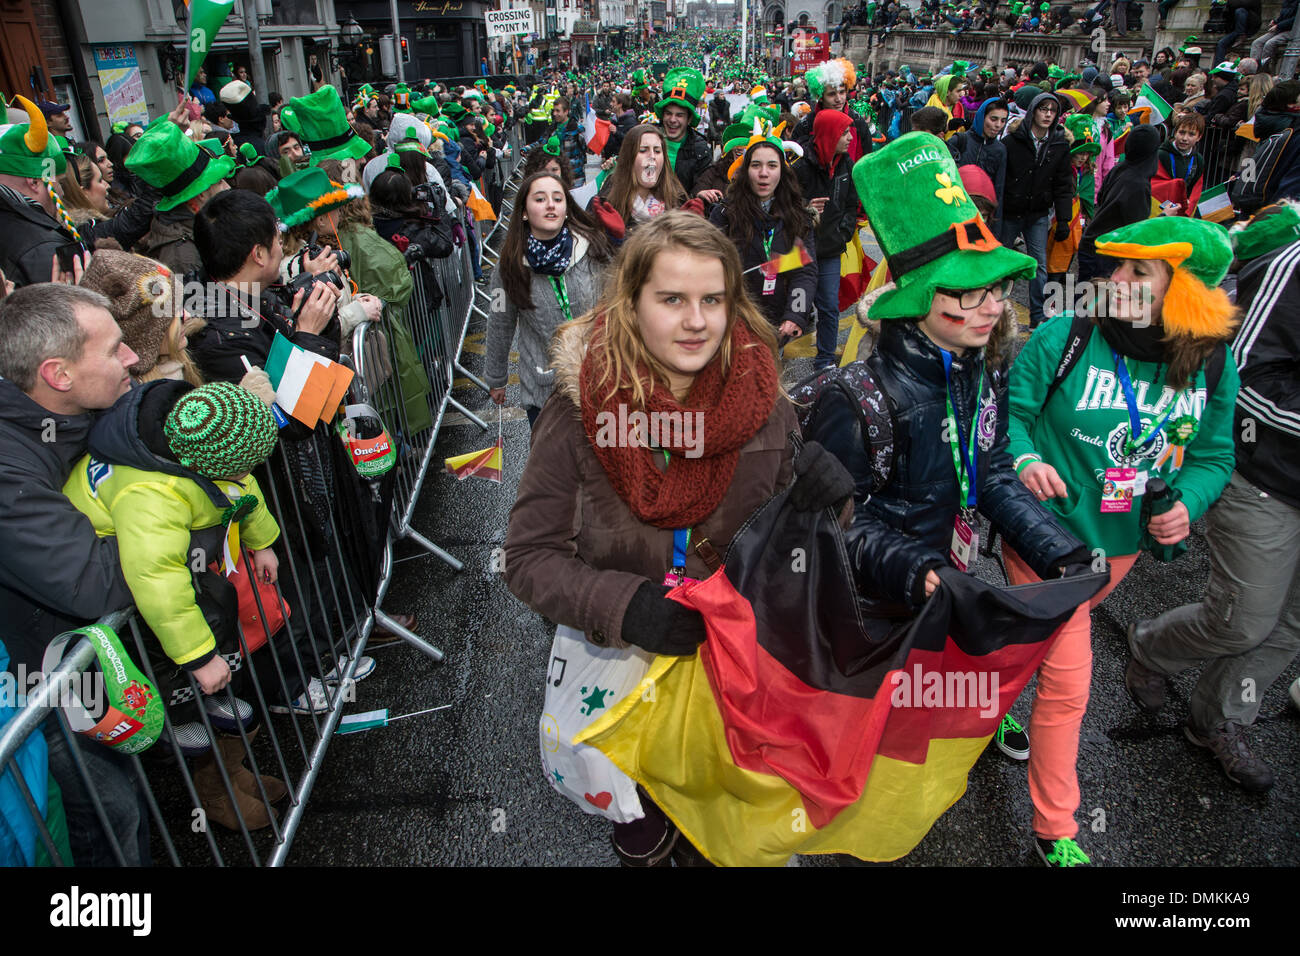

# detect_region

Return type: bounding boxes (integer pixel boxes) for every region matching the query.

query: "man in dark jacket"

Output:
[0,283,147,865]
[792,73,876,165]
[796,109,862,369]
[1000,92,1074,328]
[655,71,714,195]
[1078,123,1162,281]
[947,98,1010,227]
[1216,0,1263,65]
[1250,0,1298,69]
[526,96,588,186]
[603,93,639,161]
[1125,206,1300,793]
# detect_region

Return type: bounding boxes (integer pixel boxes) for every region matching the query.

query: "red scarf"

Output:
[579,316,779,529]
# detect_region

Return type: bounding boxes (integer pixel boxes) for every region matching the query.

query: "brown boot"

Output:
[215,734,288,804]
[194,753,278,831]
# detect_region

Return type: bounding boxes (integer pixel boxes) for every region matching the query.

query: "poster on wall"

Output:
[93,45,149,128]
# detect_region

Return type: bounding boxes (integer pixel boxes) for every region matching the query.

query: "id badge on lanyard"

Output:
[942,352,983,572]
[760,228,777,296]
[664,527,698,588]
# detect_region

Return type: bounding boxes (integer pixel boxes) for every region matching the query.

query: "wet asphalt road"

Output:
[286,214,1300,869]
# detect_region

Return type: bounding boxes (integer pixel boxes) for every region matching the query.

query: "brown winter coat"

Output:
[503,321,797,650]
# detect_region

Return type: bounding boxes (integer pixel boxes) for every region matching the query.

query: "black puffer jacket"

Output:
[668,127,715,194]
[1000,93,1074,225]
[805,320,1084,610]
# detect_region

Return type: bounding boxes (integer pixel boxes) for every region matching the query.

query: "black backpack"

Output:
[1228,128,1295,216]
[791,361,896,494]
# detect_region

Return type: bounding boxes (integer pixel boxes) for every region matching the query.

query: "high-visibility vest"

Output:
[529,91,558,124]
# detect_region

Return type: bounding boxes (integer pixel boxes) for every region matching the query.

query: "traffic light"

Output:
[400,36,411,63]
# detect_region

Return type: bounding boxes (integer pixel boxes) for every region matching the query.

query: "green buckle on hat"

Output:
[890,216,1000,278]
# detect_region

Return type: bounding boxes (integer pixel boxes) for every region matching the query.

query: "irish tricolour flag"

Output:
[1133,83,1172,125]
[265,332,354,427]
[1197,182,1234,223]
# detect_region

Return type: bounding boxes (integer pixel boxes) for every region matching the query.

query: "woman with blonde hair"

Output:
[589,124,690,242]
[504,210,851,866]
[58,151,156,250]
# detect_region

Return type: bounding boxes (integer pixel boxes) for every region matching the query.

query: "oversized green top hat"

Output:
[266,166,364,229]
[655,68,704,122]
[126,119,235,212]
[441,100,469,122]
[412,94,441,117]
[393,82,412,113]
[0,95,67,178]
[288,85,371,164]
[1064,114,1100,156]
[630,68,651,94]
[852,132,1035,321]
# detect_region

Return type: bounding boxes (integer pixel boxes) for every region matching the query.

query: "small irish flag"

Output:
[1197,182,1234,223]
[751,238,813,278]
[264,332,353,427]
[466,182,496,222]
[1133,83,1172,125]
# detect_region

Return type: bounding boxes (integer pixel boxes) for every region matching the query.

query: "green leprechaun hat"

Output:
[0,95,67,178]
[1064,114,1100,156]
[266,166,364,230]
[656,67,704,122]
[852,132,1036,321]
[1229,202,1300,262]
[411,94,441,117]
[393,82,412,113]
[287,85,371,164]
[630,69,651,94]
[1094,217,1236,339]
[126,119,236,212]
[440,100,468,122]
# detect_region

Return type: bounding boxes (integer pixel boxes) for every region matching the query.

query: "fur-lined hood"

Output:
[550,316,589,409]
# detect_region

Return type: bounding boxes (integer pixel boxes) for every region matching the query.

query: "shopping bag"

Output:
[539,624,650,822]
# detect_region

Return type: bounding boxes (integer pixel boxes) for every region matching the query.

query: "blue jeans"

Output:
[1216,8,1251,64]
[43,715,151,866]
[1000,214,1050,326]
[813,255,843,368]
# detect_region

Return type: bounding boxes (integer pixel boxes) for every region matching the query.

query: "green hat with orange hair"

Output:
[1094,217,1237,339]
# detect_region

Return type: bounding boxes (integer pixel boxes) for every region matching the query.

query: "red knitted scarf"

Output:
[579,315,779,529]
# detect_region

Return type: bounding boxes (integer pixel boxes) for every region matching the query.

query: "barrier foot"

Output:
[399,525,465,573]
[453,362,490,393]
[446,396,489,429]
[375,608,445,662]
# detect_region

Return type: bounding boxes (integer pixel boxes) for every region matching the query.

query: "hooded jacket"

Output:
[0,379,135,674]
[805,320,1085,610]
[0,184,86,288]
[1152,139,1205,214]
[924,74,963,138]
[796,110,862,259]
[603,108,639,160]
[792,102,875,164]
[1082,123,1163,245]
[502,321,796,650]
[1001,92,1074,224]
[63,380,280,670]
[667,126,714,194]
[947,98,1008,214]
[485,232,605,409]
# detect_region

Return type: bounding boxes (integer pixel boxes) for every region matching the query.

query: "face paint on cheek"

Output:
[940,312,968,324]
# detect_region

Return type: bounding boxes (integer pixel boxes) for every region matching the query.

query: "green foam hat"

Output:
[286,85,372,163]
[1064,114,1100,155]
[655,67,705,122]
[1230,203,1300,261]
[393,82,412,113]
[0,95,67,178]
[125,119,235,211]
[851,132,1035,320]
[412,94,441,116]
[265,166,364,229]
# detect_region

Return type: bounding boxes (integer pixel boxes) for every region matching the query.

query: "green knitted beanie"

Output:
[164,382,278,478]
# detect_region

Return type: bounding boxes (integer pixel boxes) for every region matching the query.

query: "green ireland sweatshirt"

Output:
[1007,312,1239,556]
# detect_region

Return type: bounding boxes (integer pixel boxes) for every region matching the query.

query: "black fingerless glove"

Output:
[790,440,855,513]
[620,581,708,656]
[1054,221,1071,242]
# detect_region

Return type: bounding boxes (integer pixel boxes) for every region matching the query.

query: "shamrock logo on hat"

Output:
[934,172,966,205]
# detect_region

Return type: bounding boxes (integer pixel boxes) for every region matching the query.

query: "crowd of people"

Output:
[0,24,1297,868]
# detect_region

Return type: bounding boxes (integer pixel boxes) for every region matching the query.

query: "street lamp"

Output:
[341,15,364,46]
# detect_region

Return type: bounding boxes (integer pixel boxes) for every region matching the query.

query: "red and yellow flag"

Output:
[759,238,813,277]
[444,439,502,483]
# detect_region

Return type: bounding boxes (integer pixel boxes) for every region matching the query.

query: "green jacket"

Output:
[339,223,435,435]
[1008,313,1238,556]
[64,460,280,667]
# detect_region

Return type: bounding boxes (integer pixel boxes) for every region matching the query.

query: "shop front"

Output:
[334,0,489,82]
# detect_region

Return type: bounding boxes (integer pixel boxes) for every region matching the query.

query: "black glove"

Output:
[1054,221,1071,242]
[790,440,855,513]
[620,581,708,656]
[947,116,968,131]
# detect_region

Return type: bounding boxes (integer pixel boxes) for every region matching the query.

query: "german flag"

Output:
[577,490,1107,866]
[758,238,813,278]
[838,230,877,312]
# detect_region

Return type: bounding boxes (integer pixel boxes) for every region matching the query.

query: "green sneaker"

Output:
[995,713,1030,760]
[1035,836,1090,867]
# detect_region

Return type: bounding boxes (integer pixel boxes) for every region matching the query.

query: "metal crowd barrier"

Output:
[0,439,374,866]
[0,122,530,869]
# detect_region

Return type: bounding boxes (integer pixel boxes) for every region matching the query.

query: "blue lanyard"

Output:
[662,449,691,570]
[1112,350,1177,453]
[940,350,983,509]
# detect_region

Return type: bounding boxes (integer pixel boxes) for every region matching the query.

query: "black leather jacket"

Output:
[806,321,1084,610]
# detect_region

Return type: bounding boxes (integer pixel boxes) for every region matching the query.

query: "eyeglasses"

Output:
[935,279,1015,310]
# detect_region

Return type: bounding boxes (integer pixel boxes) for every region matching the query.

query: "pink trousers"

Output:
[1003,547,1137,840]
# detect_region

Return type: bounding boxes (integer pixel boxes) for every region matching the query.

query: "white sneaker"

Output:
[323,655,375,684]
[269,678,330,715]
